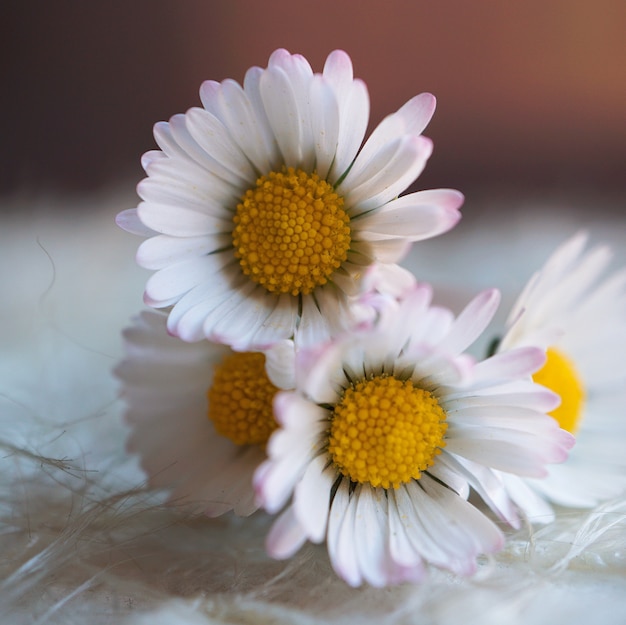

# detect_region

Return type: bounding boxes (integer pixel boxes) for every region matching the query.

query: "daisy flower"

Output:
[116,49,463,350]
[495,232,626,518]
[254,284,573,587]
[114,310,295,517]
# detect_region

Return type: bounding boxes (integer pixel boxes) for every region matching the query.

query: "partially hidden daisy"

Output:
[114,310,295,517]
[116,49,463,350]
[254,283,574,587]
[494,232,626,519]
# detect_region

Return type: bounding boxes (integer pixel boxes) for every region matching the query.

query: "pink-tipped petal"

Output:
[266,507,308,559]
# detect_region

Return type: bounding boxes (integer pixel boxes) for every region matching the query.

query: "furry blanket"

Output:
[1,189,625,624]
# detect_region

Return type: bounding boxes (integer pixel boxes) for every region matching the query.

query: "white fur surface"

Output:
[1,190,625,624]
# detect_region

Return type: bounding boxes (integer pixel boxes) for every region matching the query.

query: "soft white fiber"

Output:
[1,190,625,624]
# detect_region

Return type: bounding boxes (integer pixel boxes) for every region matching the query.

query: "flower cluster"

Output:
[115,49,626,587]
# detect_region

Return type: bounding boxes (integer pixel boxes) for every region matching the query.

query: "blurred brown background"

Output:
[2,0,625,209]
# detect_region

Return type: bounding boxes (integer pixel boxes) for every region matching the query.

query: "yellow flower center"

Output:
[232,167,351,296]
[532,347,586,434]
[207,352,279,446]
[328,375,448,489]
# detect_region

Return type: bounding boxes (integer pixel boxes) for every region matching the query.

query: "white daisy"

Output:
[495,232,626,518]
[116,49,463,350]
[254,284,573,586]
[114,310,295,517]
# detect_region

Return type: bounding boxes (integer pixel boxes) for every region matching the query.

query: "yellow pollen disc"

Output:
[232,167,351,296]
[532,347,586,434]
[207,352,279,447]
[328,375,448,489]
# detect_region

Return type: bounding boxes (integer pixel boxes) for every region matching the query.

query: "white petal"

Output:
[153,117,199,162]
[256,407,324,513]
[137,234,228,270]
[499,231,612,350]
[401,478,503,576]
[502,233,587,334]
[116,357,210,391]
[116,208,157,236]
[141,144,235,206]
[360,262,417,299]
[296,339,347,404]
[412,351,475,388]
[166,266,245,340]
[436,454,521,528]
[530,461,626,507]
[254,452,304,514]
[408,188,466,212]
[445,426,573,477]
[391,92,437,136]
[322,49,355,90]
[443,383,559,413]
[419,475,504,557]
[406,304,455,348]
[137,174,236,220]
[529,245,612,333]
[405,482,478,572]
[437,289,500,356]
[392,483,459,571]
[325,265,363,297]
[472,347,547,384]
[351,239,412,264]
[165,111,243,188]
[352,190,462,241]
[242,65,283,171]
[293,454,335,542]
[203,280,272,345]
[309,75,340,179]
[184,107,257,185]
[117,313,266,516]
[137,201,232,238]
[424,459,470,499]
[266,506,308,559]
[272,390,328,431]
[340,135,433,214]
[295,294,328,349]
[260,52,313,169]
[353,485,391,587]
[322,50,370,182]
[299,285,367,349]
[349,93,435,172]
[120,310,225,366]
[199,446,264,517]
[247,293,298,348]
[327,480,362,587]
[386,495,426,573]
[264,339,296,389]
[499,472,555,524]
[140,148,166,171]
[265,417,325,459]
[330,79,369,182]
[448,405,562,433]
[170,293,234,342]
[144,252,234,307]
[200,78,275,174]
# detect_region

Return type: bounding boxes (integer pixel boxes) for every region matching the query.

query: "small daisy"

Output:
[116,49,463,350]
[254,284,573,586]
[114,310,295,517]
[495,232,626,518]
